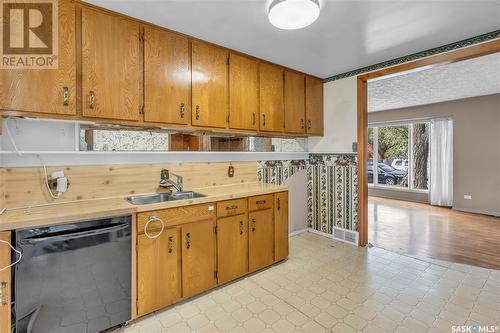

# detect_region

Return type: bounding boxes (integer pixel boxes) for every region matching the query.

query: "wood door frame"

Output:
[356,39,500,246]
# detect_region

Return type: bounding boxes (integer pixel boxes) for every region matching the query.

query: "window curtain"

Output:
[430,118,453,206]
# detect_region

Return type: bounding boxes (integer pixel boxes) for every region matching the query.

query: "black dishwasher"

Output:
[14,216,132,333]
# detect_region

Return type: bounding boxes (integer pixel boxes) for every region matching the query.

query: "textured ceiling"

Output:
[368,52,500,112]
[84,0,500,78]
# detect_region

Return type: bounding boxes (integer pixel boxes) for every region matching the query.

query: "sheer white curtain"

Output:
[430,118,453,206]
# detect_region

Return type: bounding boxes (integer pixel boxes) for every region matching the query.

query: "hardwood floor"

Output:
[368,196,500,270]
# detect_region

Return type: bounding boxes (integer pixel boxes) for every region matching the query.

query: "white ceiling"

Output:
[85,0,500,78]
[368,52,500,112]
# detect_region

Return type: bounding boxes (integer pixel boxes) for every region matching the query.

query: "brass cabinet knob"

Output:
[88,91,96,109]
[195,105,200,120]
[168,236,174,253]
[63,87,69,106]
[180,103,185,118]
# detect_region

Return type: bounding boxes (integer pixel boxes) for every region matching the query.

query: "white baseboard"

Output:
[288,228,308,237]
[452,207,500,217]
[307,228,333,239]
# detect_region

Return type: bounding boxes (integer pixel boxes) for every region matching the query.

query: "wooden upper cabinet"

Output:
[284,71,306,134]
[81,8,141,121]
[229,53,259,131]
[191,41,228,128]
[0,0,76,115]
[305,76,323,135]
[259,63,284,132]
[144,27,190,125]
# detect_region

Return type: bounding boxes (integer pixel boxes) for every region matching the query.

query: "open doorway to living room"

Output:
[366,52,500,269]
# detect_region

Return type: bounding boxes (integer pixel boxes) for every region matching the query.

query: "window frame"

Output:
[368,120,430,193]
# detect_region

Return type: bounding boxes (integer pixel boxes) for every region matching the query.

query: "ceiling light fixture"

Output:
[268,0,320,30]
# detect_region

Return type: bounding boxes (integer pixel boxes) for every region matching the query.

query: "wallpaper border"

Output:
[324,30,500,83]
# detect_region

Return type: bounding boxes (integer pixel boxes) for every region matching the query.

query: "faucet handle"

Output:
[161,169,169,179]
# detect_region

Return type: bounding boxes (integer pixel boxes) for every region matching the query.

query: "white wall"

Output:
[308,76,357,153]
[2,118,78,152]
[283,169,309,233]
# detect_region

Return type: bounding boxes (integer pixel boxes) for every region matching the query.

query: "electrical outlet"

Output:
[464,194,472,200]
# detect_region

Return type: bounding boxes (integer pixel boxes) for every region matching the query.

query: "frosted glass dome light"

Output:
[268,0,320,30]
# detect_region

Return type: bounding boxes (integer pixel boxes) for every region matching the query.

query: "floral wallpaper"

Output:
[258,153,358,233]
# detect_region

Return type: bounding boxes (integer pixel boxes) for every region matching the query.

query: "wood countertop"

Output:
[0,182,287,231]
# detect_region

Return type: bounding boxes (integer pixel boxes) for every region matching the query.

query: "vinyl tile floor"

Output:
[121,232,500,333]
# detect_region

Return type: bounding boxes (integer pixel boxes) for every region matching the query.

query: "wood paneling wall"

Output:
[2,162,257,208]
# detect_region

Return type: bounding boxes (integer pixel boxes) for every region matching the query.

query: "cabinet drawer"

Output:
[248,194,274,211]
[217,198,247,217]
[137,203,216,235]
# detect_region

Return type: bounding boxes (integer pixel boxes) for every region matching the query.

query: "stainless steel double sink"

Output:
[126,191,206,205]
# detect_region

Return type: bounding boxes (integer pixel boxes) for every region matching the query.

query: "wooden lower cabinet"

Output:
[137,227,181,316]
[181,219,217,298]
[274,192,289,261]
[217,214,249,284]
[249,209,275,271]
[135,192,288,318]
[0,232,12,333]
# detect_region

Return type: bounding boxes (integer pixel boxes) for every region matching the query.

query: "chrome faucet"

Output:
[159,169,183,192]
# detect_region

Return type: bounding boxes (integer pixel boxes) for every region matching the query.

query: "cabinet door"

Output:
[229,53,259,131]
[305,76,323,135]
[259,63,284,132]
[217,214,248,284]
[0,0,76,115]
[191,41,228,128]
[0,232,11,333]
[274,192,289,262]
[249,209,274,271]
[284,71,306,133]
[81,8,141,120]
[137,227,181,316]
[182,219,217,297]
[144,27,190,125]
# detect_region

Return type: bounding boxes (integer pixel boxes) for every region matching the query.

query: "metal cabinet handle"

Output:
[252,113,256,125]
[195,105,200,120]
[226,205,238,210]
[239,220,244,235]
[0,281,7,306]
[144,215,165,239]
[180,103,185,118]
[300,119,305,129]
[307,119,312,130]
[88,91,95,109]
[256,200,266,205]
[168,236,174,253]
[277,198,281,210]
[251,218,256,232]
[63,87,69,106]
[186,232,191,249]
[262,114,266,126]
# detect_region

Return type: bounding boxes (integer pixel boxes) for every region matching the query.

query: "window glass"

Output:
[367,127,374,184]
[377,125,409,188]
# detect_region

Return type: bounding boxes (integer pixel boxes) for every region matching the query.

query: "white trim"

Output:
[0,151,309,167]
[288,228,308,237]
[368,184,428,193]
[307,228,333,239]
[452,207,500,217]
